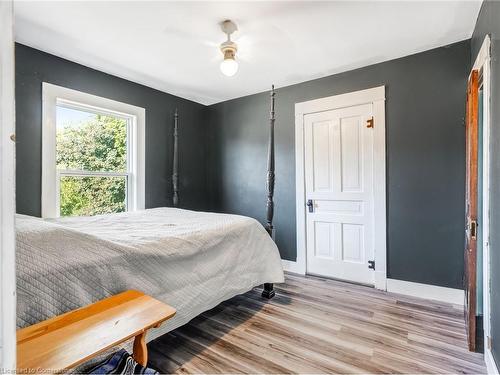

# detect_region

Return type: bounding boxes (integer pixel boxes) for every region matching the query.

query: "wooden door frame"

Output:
[470,35,492,357]
[294,86,387,290]
[465,68,479,352]
[0,0,16,370]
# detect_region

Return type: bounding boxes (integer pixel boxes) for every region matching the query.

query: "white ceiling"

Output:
[14,1,481,105]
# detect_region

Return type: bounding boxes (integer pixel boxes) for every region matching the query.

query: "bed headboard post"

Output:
[172,108,179,207]
[262,85,277,300]
[265,85,275,239]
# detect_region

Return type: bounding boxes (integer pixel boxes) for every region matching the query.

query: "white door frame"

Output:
[472,35,495,372]
[294,86,387,290]
[0,0,17,370]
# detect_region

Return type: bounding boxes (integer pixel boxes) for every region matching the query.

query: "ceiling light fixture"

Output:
[219,20,238,77]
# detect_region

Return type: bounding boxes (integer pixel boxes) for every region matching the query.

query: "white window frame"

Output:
[42,83,145,218]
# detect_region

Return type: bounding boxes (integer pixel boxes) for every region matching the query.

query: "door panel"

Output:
[342,223,364,263]
[311,121,334,192]
[465,70,479,352]
[305,104,375,285]
[313,222,335,258]
[340,116,362,192]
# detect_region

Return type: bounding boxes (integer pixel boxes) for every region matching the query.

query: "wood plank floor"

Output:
[148,274,486,374]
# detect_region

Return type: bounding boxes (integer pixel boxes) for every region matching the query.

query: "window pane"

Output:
[59,175,126,217]
[56,106,127,172]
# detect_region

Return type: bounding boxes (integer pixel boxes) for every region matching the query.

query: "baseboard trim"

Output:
[282,260,305,275]
[386,279,464,305]
[486,348,499,374]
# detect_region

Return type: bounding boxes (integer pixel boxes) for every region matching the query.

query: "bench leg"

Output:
[133,331,148,367]
[262,283,275,299]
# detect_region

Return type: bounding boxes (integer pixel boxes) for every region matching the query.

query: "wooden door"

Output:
[304,103,375,285]
[465,69,479,352]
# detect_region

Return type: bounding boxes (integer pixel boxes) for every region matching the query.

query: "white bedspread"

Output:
[16,208,284,342]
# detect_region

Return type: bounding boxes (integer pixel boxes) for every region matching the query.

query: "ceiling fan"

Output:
[219,20,238,77]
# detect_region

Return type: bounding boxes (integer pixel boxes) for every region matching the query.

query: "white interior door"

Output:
[304,103,375,285]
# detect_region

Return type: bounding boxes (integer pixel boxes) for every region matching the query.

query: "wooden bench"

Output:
[17,290,176,373]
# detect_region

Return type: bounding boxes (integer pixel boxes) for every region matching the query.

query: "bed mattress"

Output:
[16,208,284,343]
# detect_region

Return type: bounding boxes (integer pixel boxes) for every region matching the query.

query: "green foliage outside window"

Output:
[57,114,128,217]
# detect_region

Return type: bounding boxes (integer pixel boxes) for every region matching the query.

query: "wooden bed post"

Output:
[172,109,179,207]
[263,85,276,299]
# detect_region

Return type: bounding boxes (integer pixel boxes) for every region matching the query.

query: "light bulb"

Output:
[220,58,238,77]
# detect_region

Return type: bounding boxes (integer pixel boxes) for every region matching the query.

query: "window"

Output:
[42,83,145,218]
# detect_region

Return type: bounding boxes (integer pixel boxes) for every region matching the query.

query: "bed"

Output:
[16,85,282,344]
[16,207,284,342]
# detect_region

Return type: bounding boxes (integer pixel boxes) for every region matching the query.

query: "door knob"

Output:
[306,199,314,213]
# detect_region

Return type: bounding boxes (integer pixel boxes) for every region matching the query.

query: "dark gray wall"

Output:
[471,0,500,364]
[16,40,471,290]
[207,41,470,289]
[15,44,208,216]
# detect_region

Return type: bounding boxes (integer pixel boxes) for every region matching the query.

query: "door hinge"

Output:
[368,260,375,270]
[366,117,374,128]
[470,219,478,240]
